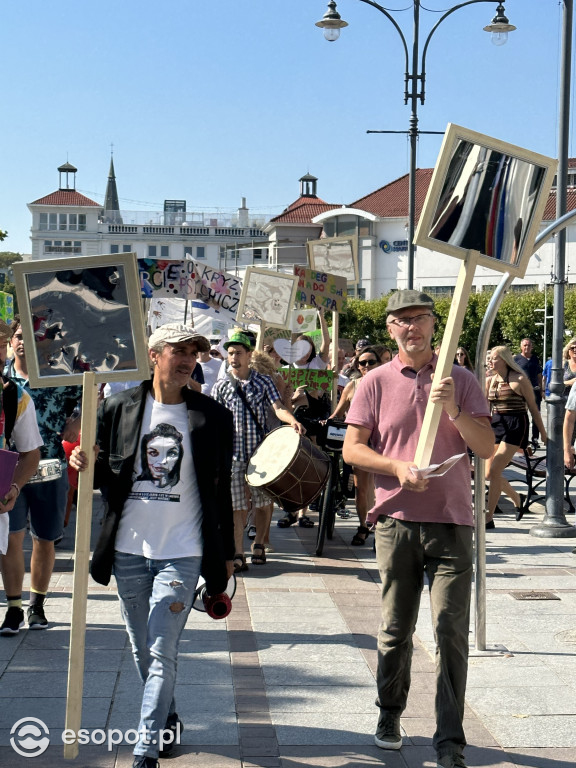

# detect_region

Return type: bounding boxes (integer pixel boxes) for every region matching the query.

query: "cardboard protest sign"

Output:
[278,367,334,393]
[290,308,317,334]
[138,259,195,300]
[236,267,298,329]
[191,261,242,321]
[294,265,347,313]
[0,290,14,323]
[306,236,358,283]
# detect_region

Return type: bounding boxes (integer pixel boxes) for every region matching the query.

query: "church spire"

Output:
[103,154,123,224]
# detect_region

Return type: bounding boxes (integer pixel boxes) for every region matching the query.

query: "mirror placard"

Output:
[13,253,150,388]
[414,124,557,278]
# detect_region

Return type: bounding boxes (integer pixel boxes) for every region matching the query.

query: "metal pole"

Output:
[531,0,576,538]
[473,273,513,650]
[406,1,420,290]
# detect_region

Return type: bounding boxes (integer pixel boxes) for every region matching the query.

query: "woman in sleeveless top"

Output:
[486,345,547,527]
[328,346,382,545]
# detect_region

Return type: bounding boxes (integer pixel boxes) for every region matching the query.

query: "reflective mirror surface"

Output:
[25,266,139,377]
[428,140,546,266]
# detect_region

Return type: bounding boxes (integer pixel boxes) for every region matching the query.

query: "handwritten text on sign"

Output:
[191,261,242,321]
[138,259,195,300]
[293,266,347,313]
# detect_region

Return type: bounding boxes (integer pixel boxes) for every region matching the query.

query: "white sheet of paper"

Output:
[410,453,467,480]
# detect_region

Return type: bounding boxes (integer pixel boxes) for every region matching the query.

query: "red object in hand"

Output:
[202,592,232,620]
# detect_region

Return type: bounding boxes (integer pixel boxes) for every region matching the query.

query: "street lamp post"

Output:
[316,1,515,289]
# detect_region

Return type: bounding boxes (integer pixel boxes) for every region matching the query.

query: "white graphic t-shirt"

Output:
[115,395,203,559]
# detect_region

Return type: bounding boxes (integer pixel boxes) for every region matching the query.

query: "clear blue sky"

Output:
[0,1,570,254]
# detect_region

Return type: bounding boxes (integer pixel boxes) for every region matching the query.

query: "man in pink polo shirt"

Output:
[344,290,493,768]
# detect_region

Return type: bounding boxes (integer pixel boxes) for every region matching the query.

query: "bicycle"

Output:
[314,419,348,557]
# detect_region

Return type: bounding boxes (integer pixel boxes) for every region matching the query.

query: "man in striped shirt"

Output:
[212,330,303,572]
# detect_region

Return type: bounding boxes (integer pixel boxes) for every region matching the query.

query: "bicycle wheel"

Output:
[315,463,333,556]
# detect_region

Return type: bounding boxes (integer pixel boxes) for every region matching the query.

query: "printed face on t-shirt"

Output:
[146,436,181,486]
[137,423,184,490]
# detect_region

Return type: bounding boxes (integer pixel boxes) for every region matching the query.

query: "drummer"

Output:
[212,330,304,572]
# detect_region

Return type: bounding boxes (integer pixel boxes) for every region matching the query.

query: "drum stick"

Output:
[64,372,98,759]
[413,251,479,469]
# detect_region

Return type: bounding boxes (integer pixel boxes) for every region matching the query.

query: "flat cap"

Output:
[386,290,435,314]
[148,323,210,352]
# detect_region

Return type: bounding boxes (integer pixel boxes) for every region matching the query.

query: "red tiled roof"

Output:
[542,188,576,220]
[30,189,100,207]
[269,195,339,224]
[348,169,433,221]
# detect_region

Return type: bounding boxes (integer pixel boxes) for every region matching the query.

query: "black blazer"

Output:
[90,381,234,595]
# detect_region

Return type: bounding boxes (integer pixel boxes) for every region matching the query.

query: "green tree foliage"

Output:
[0,251,23,268]
[339,288,563,364]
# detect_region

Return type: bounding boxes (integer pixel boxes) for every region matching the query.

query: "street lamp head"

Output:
[316,0,348,42]
[483,3,516,47]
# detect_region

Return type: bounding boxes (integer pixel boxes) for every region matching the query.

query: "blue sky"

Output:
[0,1,570,254]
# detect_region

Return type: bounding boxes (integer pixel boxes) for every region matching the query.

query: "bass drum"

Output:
[246,426,330,514]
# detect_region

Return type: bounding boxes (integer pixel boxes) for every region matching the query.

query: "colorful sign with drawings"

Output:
[138,259,196,300]
[293,266,347,313]
[0,291,14,323]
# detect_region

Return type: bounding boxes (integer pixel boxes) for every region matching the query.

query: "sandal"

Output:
[351,525,371,546]
[233,554,249,573]
[298,515,314,528]
[515,493,526,521]
[277,512,298,528]
[251,543,266,565]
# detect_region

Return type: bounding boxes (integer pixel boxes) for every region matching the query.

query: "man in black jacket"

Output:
[71,323,234,768]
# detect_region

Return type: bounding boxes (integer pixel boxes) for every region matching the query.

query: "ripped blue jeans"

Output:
[113,552,202,758]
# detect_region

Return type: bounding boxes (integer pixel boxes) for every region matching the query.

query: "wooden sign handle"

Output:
[331,311,339,411]
[64,372,99,759]
[414,251,480,469]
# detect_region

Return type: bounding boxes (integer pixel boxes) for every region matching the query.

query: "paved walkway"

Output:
[1,462,576,767]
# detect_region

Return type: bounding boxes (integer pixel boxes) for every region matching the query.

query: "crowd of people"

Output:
[0,296,561,768]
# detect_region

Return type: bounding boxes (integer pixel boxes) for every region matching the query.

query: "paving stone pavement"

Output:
[1,463,576,768]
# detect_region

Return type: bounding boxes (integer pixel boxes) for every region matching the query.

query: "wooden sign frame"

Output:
[307,236,358,284]
[13,252,149,388]
[236,266,298,329]
[414,123,556,278]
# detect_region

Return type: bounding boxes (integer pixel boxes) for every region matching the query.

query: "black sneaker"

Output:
[374,712,402,750]
[247,525,256,540]
[132,757,159,768]
[159,712,183,757]
[27,605,48,630]
[0,607,25,636]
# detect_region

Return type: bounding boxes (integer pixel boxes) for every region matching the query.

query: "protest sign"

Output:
[138,259,195,300]
[294,266,347,313]
[191,261,242,322]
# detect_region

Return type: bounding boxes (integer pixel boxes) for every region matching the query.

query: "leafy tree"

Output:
[0,251,23,268]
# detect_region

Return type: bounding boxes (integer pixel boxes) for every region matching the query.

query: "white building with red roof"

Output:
[27,161,271,269]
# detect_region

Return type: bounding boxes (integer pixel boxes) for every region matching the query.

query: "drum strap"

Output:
[228,374,266,444]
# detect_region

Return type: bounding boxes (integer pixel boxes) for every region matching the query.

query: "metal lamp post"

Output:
[315,1,515,290]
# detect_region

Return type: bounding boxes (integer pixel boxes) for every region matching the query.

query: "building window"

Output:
[123,244,132,252]
[43,240,82,255]
[148,245,157,258]
[160,245,169,259]
[422,286,456,297]
[510,284,538,293]
[253,248,263,260]
[358,219,372,237]
[323,221,335,238]
[184,246,193,260]
[196,246,205,259]
[39,212,86,231]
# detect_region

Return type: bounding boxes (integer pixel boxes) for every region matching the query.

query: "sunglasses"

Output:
[358,359,378,367]
[570,347,576,352]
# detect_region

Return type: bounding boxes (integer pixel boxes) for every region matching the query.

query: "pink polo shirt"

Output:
[346,353,490,526]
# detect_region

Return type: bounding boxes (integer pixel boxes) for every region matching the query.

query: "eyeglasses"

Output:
[570,347,576,352]
[358,359,378,367]
[388,313,434,328]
